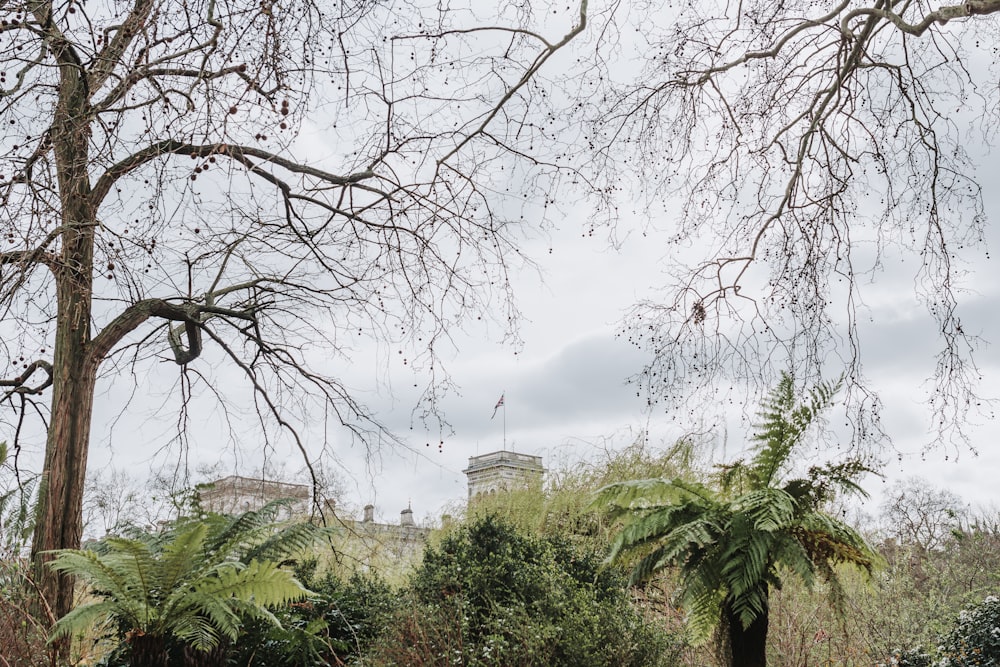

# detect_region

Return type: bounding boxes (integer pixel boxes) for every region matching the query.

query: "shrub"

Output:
[368,515,685,667]
[938,595,1000,667]
[227,559,396,666]
[50,501,329,667]
[877,647,935,667]
[0,559,56,667]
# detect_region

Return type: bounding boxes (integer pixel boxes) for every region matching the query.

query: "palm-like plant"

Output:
[595,373,880,667]
[47,500,330,667]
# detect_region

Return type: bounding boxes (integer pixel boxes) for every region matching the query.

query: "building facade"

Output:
[463,450,545,498]
[198,475,311,518]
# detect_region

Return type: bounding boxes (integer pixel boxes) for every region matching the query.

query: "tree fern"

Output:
[47,503,325,666]
[596,372,876,667]
[748,372,842,489]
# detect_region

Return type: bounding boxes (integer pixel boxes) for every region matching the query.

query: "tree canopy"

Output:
[585,0,1000,449]
[0,0,586,622]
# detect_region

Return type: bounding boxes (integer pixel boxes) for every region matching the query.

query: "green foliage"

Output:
[465,434,703,554]
[228,558,397,666]
[0,443,53,667]
[48,500,332,666]
[596,373,878,651]
[937,595,1000,667]
[369,515,684,667]
[0,440,37,556]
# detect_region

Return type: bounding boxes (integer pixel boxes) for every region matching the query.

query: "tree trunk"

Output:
[29,333,96,619]
[724,598,769,667]
[29,35,97,633]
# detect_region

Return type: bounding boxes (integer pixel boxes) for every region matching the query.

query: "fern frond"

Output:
[170,612,225,652]
[607,499,722,566]
[793,513,881,573]
[628,545,668,585]
[157,521,209,593]
[46,548,141,610]
[244,521,334,562]
[592,478,676,513]
[682,583,725,645]
[728,585,769,630]
[206,499,296,558]
[749,372,841,488]
[48,599,121,643]
[721,517,771,602]
[196,559,309,607]
[769,533,816,591]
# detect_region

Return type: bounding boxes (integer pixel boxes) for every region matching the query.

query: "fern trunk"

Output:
[724,599,769,667]
[181,639,230,667]
[129,634,169,667]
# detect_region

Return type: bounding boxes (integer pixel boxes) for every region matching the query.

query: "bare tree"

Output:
[588,0,1000,448]
[880,476,966,551]
[0,0,587,622]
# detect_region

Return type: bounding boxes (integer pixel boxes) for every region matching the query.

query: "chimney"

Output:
[400,507,415,527]
[363,504,374,523]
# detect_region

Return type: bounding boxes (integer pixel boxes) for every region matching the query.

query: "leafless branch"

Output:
[591,0,1000,451]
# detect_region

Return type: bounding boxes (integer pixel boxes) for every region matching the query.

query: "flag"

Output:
[491,394,505,420]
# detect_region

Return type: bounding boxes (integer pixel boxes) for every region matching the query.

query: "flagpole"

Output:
[502,397,507,452]
[491,392,507,451]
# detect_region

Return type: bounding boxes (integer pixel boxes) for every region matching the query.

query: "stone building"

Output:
[463,450,545,498]
[199,474,430,579]
[197,475,311,518]
[329,504,431,576]
[199,449,545,578]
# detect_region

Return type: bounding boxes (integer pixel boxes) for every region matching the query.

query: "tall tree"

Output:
[589,0,1000,447]
[0,0,586,620]
[595,374,879,667]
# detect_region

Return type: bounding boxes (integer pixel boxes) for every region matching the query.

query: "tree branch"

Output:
[88,298,254,368]
[0,223,69,272]
[840,0,1000,38]
[88,0,155,93]
[430,0,589,168]
[1,360,53,398]
[90,141,375,205]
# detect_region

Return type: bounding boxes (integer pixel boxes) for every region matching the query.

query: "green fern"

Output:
[47,502,332,664]
[0,441,37,553]
[595,372,878,661]
[748,372,842,489]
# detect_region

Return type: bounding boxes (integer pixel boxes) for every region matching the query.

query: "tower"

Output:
[463,450,544,499]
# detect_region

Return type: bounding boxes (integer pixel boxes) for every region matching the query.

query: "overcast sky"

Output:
[80,174,1000,527]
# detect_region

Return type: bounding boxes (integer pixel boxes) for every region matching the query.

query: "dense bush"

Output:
[367,515,685,667]
[228,559,396,666]
[937,595,1000,667]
